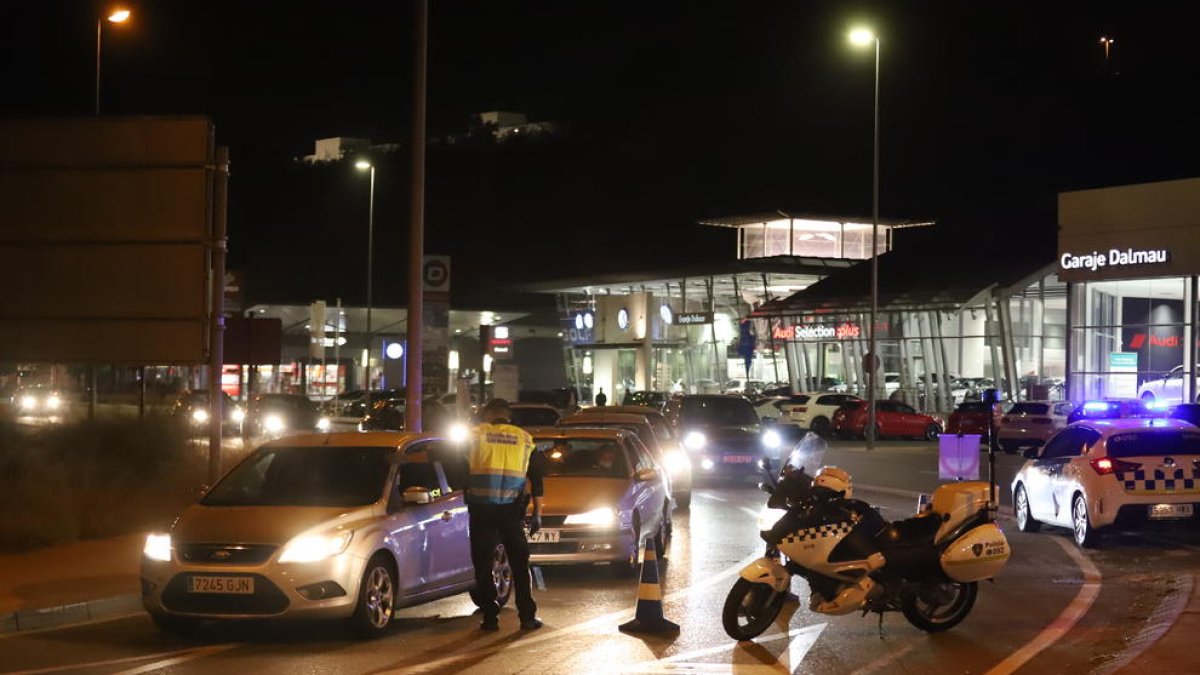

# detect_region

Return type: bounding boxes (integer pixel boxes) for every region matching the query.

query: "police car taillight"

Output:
[1090,457,1140,476]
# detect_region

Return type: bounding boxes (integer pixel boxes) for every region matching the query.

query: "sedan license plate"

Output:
[527,529,560,544]
[722,454,755,464]
[187,576,254,594]
[1148,503,1194,520]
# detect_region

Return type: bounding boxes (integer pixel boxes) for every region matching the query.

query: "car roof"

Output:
[578,405,664,418]
[510,403,559,410]
[526,426,629,441]
[1071,418,1194,434]
[259,431,429,449]
[560,412,649,425]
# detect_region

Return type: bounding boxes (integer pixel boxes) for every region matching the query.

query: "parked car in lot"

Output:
[1167,403,1200,428]
[508,403,562,428]
[1137,365,1198,404]
[168,390,245,435]
[622,390,670,411]
[831,400,944,441]
[1012,418,1200,547]
[676,395,780,480]
[996,401,1074,454]
[721,379,767,395]
[773,392,863,436]
[1067,398,1161,424]
[141,432,511,637]
[559,407,692,508]
[524,427,671,573]
[241,394,330,438]
[946,401,1007,437]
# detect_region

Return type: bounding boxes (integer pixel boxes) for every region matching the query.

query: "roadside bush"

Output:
[0,418,211,551]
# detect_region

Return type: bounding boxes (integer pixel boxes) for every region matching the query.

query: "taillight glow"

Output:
[1091,457,1140,476]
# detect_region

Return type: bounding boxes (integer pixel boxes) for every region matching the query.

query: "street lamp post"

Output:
[95,8,131,115]
[1099,36,1114,62]
[850,27,880,450]
[355,160,376,412]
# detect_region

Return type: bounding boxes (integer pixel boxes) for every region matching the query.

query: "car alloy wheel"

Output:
[491,544,513,608]
[351,556,396,638]
[1014,485,1040,533]
[924,424,940,441]
[1072,494,1099,548]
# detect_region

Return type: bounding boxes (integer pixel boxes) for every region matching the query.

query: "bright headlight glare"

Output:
[757,506,788,532]
[664,449,691,473]
[143,533,172,562]
[448,422,469,443]
[683,431,706,451]
[700,457,715,471]
[191,408,209,423]
[20,395,36,410]
[762,429,782,449]
[46,395,61,410]
[564,507,617,526]
[279,530,353,563]
[317,417,332,431]
[231,407,246,423]
[265,414,285,433]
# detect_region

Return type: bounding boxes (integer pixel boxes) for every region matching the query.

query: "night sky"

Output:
[3,1,1198,308]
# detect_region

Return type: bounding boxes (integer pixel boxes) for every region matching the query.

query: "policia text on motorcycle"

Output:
[467,399,545,631]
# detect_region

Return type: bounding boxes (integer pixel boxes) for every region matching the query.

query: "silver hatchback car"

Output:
[141,432,512,637]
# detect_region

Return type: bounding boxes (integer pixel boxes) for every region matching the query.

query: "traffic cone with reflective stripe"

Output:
[618,536,679,635]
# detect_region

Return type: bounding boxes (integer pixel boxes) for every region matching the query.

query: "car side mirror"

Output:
[635,467,659,482]
[1022,448,1039,460]
[402,487,433,504]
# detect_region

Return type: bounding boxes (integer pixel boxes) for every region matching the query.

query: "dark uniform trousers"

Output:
[468,501,537,621]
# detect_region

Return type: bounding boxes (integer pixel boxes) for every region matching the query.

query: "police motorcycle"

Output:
[723,433,1011,640]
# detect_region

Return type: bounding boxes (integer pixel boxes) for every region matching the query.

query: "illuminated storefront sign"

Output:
[1059,248,1171,273]
[772,322,861,341]
[676,311,714,325]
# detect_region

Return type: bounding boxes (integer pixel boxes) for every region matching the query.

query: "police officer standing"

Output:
[467,399,544,631]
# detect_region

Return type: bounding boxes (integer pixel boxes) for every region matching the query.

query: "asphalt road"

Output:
[1,440,1196,674]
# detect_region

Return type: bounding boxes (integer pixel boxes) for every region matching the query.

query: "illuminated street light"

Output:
[356,159,377,411]
[849,25,881,450]
[1099,36,1114,62]
[96,8,132,115]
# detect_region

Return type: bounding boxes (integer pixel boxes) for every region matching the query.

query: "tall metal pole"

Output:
[405,0,428,432]
[364,165,375,412]
[208,146,230,484]
[866,36,880,450]
[94,19,102,115]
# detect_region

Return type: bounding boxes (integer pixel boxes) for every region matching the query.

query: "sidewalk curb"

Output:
[0,594,142,634]
[856,482,1015,517]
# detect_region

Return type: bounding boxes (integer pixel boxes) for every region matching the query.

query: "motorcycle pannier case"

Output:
[931,482,990,542]
[939,523,1010,582]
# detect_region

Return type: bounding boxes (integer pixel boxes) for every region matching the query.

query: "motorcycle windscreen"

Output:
[939,523,1010,582]
[783,432,827,476]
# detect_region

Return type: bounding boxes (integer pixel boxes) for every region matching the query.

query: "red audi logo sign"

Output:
[772,322,861,340]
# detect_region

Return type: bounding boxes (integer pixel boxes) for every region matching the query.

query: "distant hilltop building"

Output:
[301,111,559,162]
[303,137,372,163]
[474,110,559,141]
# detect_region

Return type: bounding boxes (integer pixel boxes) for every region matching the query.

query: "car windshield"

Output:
[1008,403,1049,416]
[535,438,629,478]
[203,447,392,507]
[510,407,560,427]
[1105,431,1200,458]
[957,402,991,413]
[681,397,758,426]
[627,392,666,406]
[256,396,316,412]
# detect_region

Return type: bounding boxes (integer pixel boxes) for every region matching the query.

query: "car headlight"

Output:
[191,408,209,424]
[564,507,618,527]
[231,407,245,424]
[683,431,706,451]
[762,429,782,449]
[278,530,353,563]
[700,457,715,471]
[757,506,788,532]
[317,417,332,432]
[264,414,285,433]
[448,422,469,443]
[143,533,172,562]
[46,395,61,410]
[20,395,37,410]
[663,449,691,474]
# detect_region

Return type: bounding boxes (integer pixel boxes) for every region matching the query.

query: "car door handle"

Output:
[441,510,454,522]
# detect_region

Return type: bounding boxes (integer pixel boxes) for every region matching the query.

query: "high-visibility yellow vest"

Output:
[467,422,534,504]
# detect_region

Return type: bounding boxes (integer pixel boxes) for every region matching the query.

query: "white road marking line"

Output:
[614,624,826,674]
[847,640,918,675]
[2,647,207,675]
[984,538,1101,675]
[0,612,141,640]
[109,644,241,675]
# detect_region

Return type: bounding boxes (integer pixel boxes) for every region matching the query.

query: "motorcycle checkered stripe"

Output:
[781,521,853,544]
[1117,467,1200,494]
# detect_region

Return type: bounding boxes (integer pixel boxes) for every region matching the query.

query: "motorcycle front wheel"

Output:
[722,578,785,641]
[901,581,978,632]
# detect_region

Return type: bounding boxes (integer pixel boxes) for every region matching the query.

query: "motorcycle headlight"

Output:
[278,530,353,563]
[762,429,782,449]
[317,417,332,432]
[663,449,691,474]
[564,507,618,527]
[757,506,788,532]
[143,533,172,562]
[191,408,209,424]
[683,431,706,451]
[448,422,469,443]
[264,414,286,433]
[20,395,36,410]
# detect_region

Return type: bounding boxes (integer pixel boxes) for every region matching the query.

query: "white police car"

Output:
[1012,418,1200,547]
